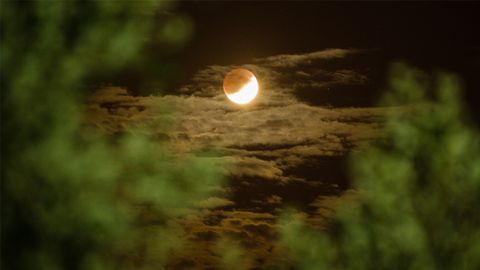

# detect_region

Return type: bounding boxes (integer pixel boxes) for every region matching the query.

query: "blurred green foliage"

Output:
[281,63,480,270]
[1,1,222,269]
[216,237,252,270]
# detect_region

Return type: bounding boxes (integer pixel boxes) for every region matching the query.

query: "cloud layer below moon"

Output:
[86,48,396,268]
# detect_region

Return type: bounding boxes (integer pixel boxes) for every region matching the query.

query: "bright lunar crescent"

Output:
[223,68,259,104]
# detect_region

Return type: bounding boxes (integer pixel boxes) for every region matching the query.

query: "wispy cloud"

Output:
[255,48,359,68]
[86,48,392,268]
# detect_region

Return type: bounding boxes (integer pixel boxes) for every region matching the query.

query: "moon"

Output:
[223,69,259,105]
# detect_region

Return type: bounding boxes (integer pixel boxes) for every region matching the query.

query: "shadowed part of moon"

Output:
[223,69,255,95]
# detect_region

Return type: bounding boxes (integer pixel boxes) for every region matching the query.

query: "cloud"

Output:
[195,197,235,209]
[266,195,282,205]
[86,48,395,268]
[255,48,358,68]
[167,208,281,269]
[85,49,391,203]
[307,189,363,228]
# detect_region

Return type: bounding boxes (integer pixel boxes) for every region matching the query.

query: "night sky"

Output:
[86,2,480,268]
[111,1,480,120]
[176,1,480,116]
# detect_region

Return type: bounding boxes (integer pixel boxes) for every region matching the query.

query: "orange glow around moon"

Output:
[223,69,259,105]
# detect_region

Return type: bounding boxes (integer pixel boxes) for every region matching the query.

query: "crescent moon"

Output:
[223,69,259,105]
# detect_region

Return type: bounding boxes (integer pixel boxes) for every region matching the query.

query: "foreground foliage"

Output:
[281,63,480,270]
[1,2,221,269]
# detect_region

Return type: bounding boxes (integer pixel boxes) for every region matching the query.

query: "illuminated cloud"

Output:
[195,197,235,209]
[256,48,358,68]
[86,48,393,269]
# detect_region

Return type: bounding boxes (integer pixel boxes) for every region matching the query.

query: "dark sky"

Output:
[176,1,480,118]
[177,2,479,66]
[109,2,480,119]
